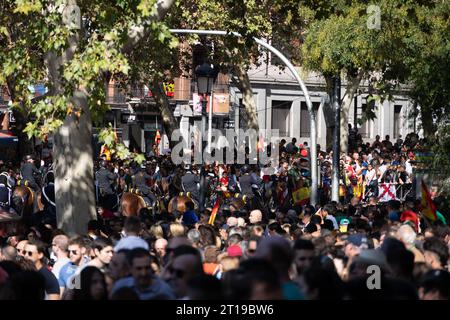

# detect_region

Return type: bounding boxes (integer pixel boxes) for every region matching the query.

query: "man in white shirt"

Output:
[51,235,70,280]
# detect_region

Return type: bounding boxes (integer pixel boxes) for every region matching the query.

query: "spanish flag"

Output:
[208,197,221,225]
[421,180,437,222]
[292,187,310,206]
[100,145,111,161]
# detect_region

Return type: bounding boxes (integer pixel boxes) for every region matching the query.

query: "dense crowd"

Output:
[0,130,449,300]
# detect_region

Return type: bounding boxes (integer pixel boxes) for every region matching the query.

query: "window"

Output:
[272,100,292,137]
[394,105,402,139]
[300,102,320,137]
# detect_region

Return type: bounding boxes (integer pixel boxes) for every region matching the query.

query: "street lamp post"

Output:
[195,62,218,212]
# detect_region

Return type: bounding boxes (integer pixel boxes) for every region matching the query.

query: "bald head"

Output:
[0,245,17,261]
[249,210,262,224]
[237,217,246,227]
[155,238,168,258]
[52,235,69,258]
[227,217,238,227]
[16,240,28,257]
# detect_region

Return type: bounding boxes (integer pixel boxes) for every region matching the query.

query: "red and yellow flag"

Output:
[421,179,437,222]
[208,197,221,225]
[100,145,111,161]
[292,187,310,206]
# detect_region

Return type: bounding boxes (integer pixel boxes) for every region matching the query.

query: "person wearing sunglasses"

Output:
[58,236,89,296]
[16,239,29,258]
[24,240,60,300]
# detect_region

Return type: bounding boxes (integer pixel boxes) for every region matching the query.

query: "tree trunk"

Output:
[151,78,177,141]
[340,73,363,153]
[420,107,435,138]
[53,91,96,236]
[233,58,259,131]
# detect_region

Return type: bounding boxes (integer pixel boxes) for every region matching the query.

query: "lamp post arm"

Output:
[170,29,318,206]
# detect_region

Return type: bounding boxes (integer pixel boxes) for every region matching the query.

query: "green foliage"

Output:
[0,0,174,142]
[98,125,145,164]
[300,0,449,133]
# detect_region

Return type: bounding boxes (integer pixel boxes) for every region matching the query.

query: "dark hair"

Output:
[423,237,449,268]
[91,236,113,252]
[69,236,87,248]
[228,233,243,246]
[72,266,107,300]
[0,260,22,276]
[302,265,346,300]
[172,245,201,259]
[419,270,450,299]
[27,239,48,261]
[294,239,315,251]
[127,248,150,266]
[0,270,45,300]
[185,201,194,211]
[198,225,216,247]
[111,287,139,300]
[124,216,142,235]
[323,204,336,216]
[304,223,318,234]
[187,274,224,300]
[226,258,281,299]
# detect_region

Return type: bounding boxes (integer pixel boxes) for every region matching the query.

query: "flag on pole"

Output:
[208,197,221,225]
[421,179,437,222]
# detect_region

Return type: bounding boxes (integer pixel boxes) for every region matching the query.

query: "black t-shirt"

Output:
[38,266,60,296]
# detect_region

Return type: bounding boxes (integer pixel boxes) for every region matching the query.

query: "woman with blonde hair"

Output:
[169,222,186,238]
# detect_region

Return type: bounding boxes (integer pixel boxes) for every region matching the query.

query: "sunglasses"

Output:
[25,251,37,257]
[69,250,80,255]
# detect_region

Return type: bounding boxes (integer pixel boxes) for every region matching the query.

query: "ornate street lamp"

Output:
[194,62,217,212]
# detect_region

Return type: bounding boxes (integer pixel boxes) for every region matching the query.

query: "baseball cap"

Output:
[227,245,243,257]
[347,233,368,247]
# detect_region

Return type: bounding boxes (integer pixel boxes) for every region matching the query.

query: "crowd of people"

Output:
[0,130,449,300]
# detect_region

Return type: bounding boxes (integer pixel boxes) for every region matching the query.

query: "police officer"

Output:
[95,160,118,210]
[132,165,156,206]
[0,174,13,212]
[181,164,200,202]
[20,155,41,192]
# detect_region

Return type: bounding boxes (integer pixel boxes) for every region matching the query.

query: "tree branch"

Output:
[122,0,175,54]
